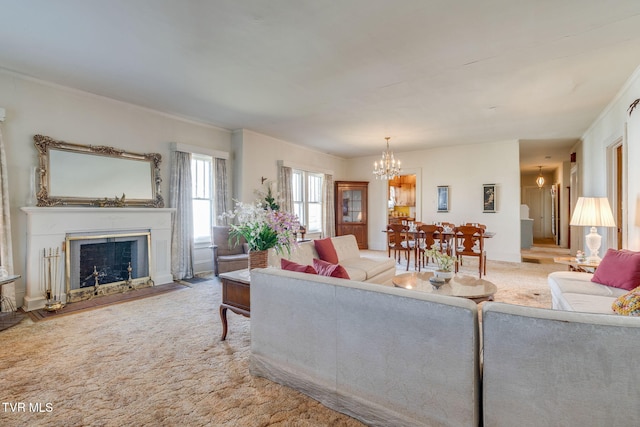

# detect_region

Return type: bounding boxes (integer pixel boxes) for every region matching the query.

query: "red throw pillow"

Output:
[281,258,317,274]
[313,258,350,279]
[314,237,339,264]
[591,248,640,291]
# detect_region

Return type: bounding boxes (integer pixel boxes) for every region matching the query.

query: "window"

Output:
[292,170,323,233]
[191,154,213,243]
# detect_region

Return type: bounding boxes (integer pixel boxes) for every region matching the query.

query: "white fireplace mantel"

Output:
[21,207,175,311]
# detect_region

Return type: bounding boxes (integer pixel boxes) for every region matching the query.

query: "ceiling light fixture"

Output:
[536,166,545,189]
[373,137,401,180]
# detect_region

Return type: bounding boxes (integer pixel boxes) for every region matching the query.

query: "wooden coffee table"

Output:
[392,271,497,303]
[219,269,251,340]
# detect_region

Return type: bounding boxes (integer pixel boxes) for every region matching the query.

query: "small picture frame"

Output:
[437,186,449,212]
[483,184,496,213]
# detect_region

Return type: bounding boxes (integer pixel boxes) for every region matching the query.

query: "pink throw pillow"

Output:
[313,258,350,279]
[591,248,640,291]
[281,258,317,274]
[314,237,339,264]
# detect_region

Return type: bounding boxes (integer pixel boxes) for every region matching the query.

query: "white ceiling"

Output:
[1,1,640,172]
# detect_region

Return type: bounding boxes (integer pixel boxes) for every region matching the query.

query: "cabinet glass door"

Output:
[342,189,363,223]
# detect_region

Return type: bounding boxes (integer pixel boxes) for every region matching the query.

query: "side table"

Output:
[553,257,599,273]
[219,269,250,341]
[0,274,25,332]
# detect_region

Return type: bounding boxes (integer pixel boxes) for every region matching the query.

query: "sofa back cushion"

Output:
[314,237,339,264]
[591,248,640,291]
[330,235,361,261]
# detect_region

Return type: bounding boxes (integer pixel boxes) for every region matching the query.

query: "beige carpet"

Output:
[0,259,565,426]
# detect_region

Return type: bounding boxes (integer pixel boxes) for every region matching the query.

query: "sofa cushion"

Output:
[314,238,339,264]
[591,248,640,291]
[612,286,640,316]
[341,256,396,280]
[549,271,623,296]
[281,258,317,274]
[559,293,617,314]
[313,258,350,279]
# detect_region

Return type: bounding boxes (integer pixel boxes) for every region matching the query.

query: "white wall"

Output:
[0,71,231,306]
[232,129,348,203]
[346,140,522,262]
[580,65,640,251]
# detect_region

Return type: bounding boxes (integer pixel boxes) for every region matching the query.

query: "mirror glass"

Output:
[35,134,164,207]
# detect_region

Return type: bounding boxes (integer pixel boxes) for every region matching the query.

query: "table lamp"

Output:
[569,197,616,263]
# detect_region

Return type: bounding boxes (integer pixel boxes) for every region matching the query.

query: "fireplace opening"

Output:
[66,230,151,302]
[79,240,140,288]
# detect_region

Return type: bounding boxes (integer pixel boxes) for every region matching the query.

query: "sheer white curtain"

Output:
[169,151,194,280]
[278,165,293,213]
[322,174,335,237]
[0,125,14,311]
[214,158,229,225]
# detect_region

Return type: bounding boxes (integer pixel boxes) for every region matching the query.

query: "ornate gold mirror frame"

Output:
[34,134,164,207]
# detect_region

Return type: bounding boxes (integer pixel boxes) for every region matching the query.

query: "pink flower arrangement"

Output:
[222,200,300,255]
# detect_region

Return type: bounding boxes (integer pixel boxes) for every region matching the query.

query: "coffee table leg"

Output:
[219,305,228,341]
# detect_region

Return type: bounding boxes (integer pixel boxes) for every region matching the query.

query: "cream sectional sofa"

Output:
[250,268,481,427]
[547,271,627,313]
[267,234,396,284]
[249,268,640,426]
[482,302,640,426]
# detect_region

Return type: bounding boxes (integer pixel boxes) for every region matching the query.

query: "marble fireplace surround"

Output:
[21,207,174,311]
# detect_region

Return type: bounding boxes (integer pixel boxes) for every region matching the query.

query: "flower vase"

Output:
[434,270,453,283]
[249,249,269,270]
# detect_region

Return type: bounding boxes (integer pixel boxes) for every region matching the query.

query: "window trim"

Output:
[191,153,214,245]
[292,169,324,234]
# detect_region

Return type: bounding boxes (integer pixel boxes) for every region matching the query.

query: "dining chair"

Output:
[465,222,486,230]
[386,223,413,270]
[453,225,487,278]
[416,224,443,271]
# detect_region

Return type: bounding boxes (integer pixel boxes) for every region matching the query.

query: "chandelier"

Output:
[372,137,401,180]
[536,166,545,188]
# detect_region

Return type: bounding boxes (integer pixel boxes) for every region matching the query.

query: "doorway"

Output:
[524,186,553,240]
[388,174,417,222]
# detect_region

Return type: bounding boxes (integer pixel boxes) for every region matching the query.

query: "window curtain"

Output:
[214,158,229,225]
[322,174,335,238]
[0,125,14,312]
[278,165,293,213]
[169,150,194,280]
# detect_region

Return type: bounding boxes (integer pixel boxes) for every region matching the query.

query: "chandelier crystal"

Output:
[372,137,401,180]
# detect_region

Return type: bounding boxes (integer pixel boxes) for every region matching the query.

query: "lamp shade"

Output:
[570,197,616,227]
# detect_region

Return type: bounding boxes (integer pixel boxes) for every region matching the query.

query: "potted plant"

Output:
[425,247,456,282]
[222,199,300,270]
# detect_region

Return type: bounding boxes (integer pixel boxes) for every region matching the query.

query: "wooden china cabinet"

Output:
[335,181,368,249]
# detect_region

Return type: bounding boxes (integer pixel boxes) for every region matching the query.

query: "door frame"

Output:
[606,136,625,249]
[382,167,422,225]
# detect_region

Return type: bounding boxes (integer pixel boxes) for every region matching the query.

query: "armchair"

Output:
[211,226,249,275]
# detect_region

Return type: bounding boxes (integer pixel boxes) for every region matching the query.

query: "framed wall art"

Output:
[483,184,496,213]
[437,186,449,212]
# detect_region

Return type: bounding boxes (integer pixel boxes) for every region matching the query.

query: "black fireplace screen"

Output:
[67,231,151,291]
[79,241,138,288]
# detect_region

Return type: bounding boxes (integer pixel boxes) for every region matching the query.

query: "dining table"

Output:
[384,225,495,270]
